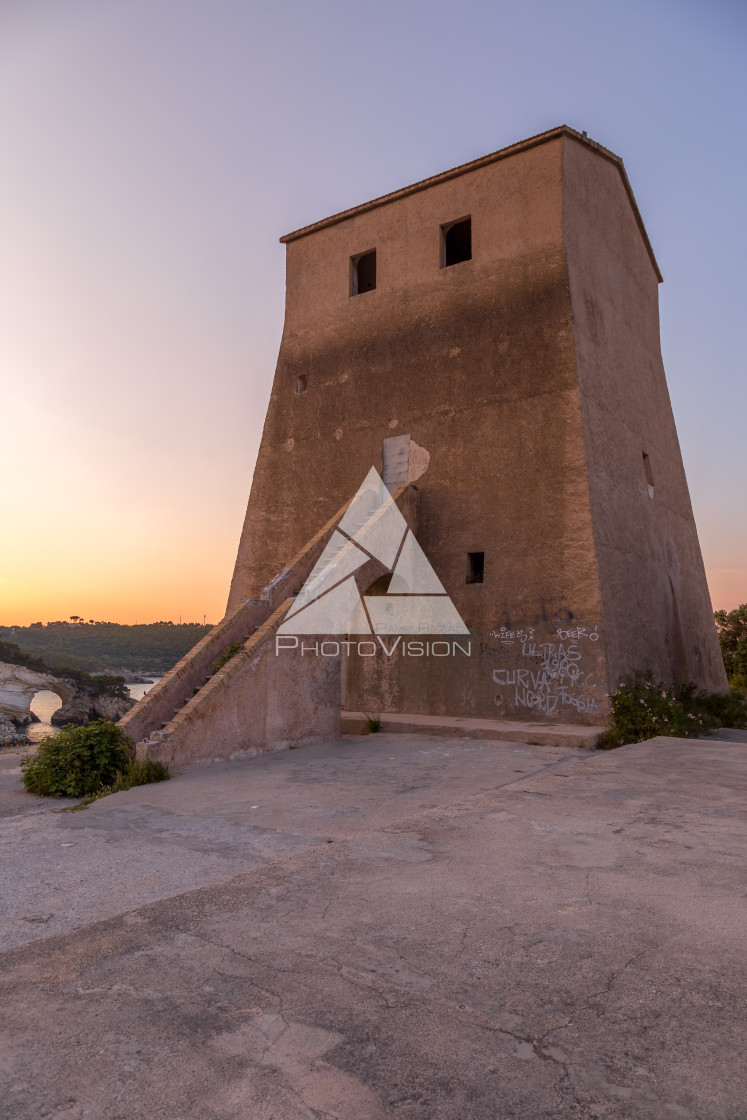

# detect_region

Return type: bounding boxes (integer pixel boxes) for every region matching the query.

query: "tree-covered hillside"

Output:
[0,622,213,674]
[0,640,128,699]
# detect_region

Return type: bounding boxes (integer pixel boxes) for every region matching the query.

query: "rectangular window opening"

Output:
[441,217,472,268]
[466,551,484,584]
[350,250,376,296]
[296,374,308,394]
[642,451,654,499]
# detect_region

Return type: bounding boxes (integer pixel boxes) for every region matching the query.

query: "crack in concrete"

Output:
[194,909,604,1108]
[584,946,655,1006]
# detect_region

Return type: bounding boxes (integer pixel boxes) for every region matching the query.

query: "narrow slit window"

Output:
[296,374,308,394]
[350,250,376,295]
[467,552,484,584]
[642,452,654,499]
[442,217,472,267]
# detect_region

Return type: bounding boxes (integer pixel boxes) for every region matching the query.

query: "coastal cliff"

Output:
[0,661,134,745]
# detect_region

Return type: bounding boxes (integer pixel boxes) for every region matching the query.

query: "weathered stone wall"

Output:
[562,138,726,691]
[138,601,341,773]
[120,598,275,747]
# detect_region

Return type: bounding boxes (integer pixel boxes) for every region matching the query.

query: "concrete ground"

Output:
[0,732,744,1119]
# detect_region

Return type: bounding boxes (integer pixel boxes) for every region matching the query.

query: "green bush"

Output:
[211,642,244,674]
[678,681,747,729]
[21,719,168,799]
[597,671,746,749]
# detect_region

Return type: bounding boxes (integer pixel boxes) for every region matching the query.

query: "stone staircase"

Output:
[119,485,417,772]
[119,497,351,765]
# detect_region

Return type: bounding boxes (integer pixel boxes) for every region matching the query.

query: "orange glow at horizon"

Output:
[0,581,225,628]
[0,547,231,627]
[2,561,744,629]
[705,570,747,616]
[0,412,246,627]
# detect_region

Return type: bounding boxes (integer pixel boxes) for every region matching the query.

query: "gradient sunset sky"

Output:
[1,0,745,626]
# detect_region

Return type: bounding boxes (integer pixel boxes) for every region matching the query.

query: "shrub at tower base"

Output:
[597,672,747,749]
[22,719,169,800]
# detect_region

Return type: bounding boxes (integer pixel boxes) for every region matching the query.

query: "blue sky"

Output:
[0,0,745,622]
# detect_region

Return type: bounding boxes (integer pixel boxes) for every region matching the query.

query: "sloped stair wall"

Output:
[121,484,417,771]
[136,597,341,772]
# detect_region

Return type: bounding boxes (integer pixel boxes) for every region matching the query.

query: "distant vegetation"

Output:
[0,640,128,700]
[0,621,213,674]
[715,604,747,689]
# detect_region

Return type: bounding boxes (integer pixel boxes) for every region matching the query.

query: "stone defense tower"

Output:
[229,126,726,726]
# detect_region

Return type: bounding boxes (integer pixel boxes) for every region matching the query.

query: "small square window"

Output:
[466,552,484,584]
[642,451,654,499]
[350,250,376,295]
[441,217,472,267]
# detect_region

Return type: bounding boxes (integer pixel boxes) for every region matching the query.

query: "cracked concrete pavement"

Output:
[0,732,745,1118]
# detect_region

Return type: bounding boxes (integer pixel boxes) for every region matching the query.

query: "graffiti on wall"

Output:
[480,623,604,717]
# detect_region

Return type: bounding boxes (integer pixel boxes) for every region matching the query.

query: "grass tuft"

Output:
[70,759,170,809]
[211,643,244,674]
